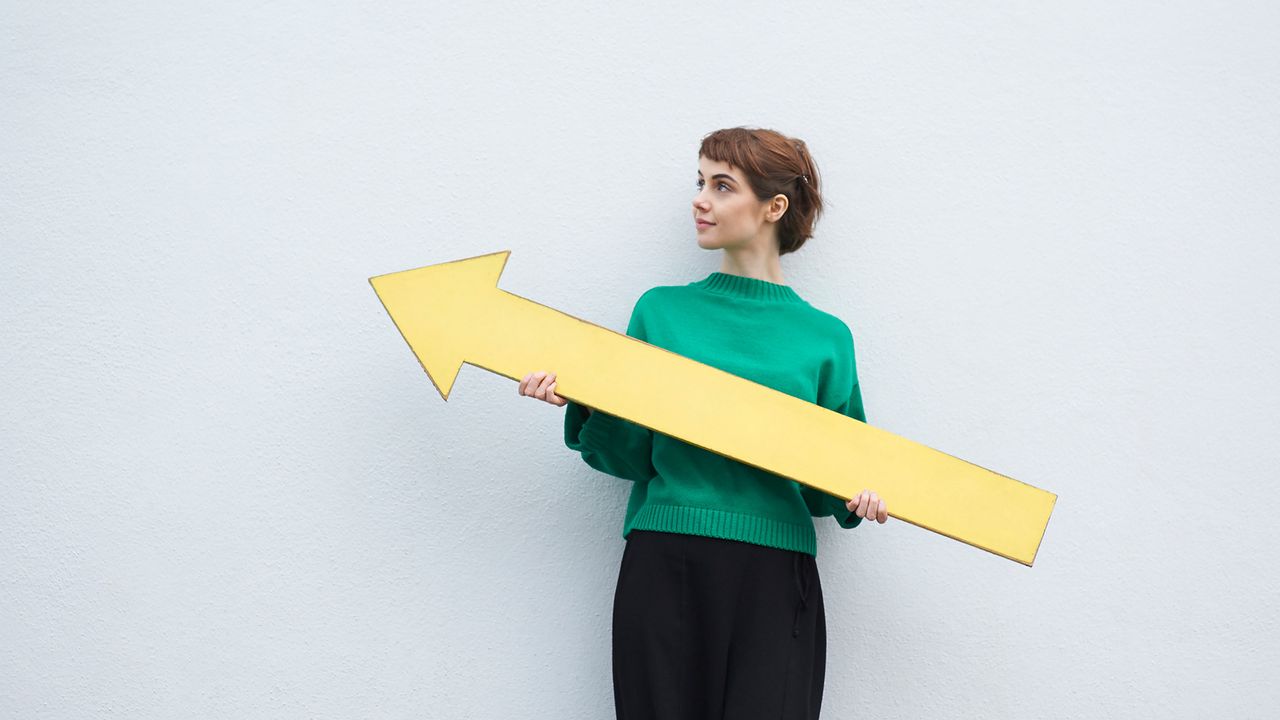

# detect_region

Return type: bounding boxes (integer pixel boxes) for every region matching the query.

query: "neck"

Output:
[718,244,785,284]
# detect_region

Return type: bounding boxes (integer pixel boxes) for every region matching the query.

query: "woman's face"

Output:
[692,155,782,251]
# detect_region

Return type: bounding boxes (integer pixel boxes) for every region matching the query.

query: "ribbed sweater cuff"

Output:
[580,408,635,447]
[832,497,864,529]
[565,400,632,444]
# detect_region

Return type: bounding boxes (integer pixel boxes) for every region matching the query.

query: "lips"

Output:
[696,219,715,227]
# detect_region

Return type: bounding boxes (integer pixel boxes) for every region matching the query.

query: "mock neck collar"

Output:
[690,271,806,304]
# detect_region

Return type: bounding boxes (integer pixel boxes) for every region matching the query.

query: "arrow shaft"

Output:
[475,291,1055,566]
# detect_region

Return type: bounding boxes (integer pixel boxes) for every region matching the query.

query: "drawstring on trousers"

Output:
[791,552,809,638]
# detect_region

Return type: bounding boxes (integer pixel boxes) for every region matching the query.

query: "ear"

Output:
[766,193,789,223]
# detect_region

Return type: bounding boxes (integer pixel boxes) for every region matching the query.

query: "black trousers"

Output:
[612,529,826,720]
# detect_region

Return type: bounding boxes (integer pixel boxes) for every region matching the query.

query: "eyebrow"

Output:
[697,171,737,183]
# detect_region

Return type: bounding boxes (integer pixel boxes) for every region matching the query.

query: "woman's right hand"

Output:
[520,371,585,411]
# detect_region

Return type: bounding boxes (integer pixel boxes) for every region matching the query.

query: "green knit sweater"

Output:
[563,271,867,557]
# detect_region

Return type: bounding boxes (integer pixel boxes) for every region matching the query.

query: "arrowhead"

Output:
[369,250,510,400]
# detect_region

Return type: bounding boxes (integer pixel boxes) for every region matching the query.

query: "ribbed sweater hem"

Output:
[625,504,818,557]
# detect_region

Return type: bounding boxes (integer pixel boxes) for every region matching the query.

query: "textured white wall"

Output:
[3,2,1277,718]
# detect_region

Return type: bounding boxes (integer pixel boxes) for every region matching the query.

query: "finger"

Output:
[536,372,554,400]
[856,491,869,519]
[524,372,545,397]
[867,492,881,522]
[876,499,888,523]
[519,373,530,396]
[549,380,564,406]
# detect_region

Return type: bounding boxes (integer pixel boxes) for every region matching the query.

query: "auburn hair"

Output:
[697,127,825,255]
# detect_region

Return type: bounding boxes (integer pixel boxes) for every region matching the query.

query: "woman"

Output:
[520,126,888,719]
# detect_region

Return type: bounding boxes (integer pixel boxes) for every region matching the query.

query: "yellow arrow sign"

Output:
[370,251,1057,566]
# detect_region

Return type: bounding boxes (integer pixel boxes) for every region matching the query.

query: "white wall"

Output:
[3,2,1277,717]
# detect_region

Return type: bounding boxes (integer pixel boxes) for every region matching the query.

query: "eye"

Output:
[695,179,731,192]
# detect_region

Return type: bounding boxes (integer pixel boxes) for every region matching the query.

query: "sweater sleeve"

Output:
[801,321,866,529]
[562,291,657,483]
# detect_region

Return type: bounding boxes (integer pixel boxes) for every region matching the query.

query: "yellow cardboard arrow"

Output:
[370,251,1057,566]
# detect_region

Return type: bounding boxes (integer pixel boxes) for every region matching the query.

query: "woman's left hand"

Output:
[847,490,888,524]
